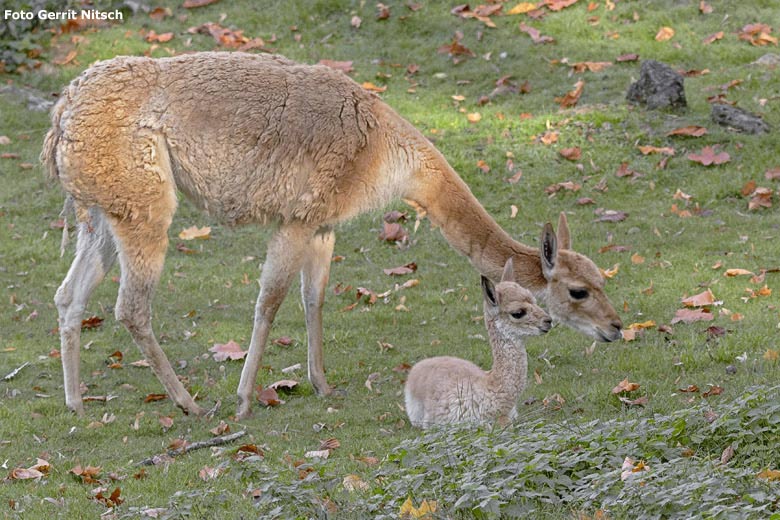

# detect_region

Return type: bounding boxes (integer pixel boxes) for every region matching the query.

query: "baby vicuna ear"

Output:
[481,275,498,307]
[501,256,515,283]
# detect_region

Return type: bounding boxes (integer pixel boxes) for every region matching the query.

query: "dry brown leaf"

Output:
[655,26,675,42]
[612,377,640,394]
[209,340,247,361]
[179,225,211,240]
[681,289,716,307]
[555,80,584,108]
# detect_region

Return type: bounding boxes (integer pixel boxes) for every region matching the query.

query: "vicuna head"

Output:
[481,257,553,341]
[538,213,623,342]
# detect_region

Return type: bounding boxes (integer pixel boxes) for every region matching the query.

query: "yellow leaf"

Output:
[178,225,211,240]
[627,320,656,331]
[506,2,537,15]
[601,264,619,279]
[681,289,716,307]
[361,81,387,93]
[631,253,645,264]
[342,474,370,492]
[655,26,675,41]
[467,112,482,123]
[612,377,640,394]
[764,349,779,362]
[400,498,415,517]
[724,268,754,277]
[757,469,780,481]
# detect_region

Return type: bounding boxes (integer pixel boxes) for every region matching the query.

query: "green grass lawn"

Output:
[1,0,779,518]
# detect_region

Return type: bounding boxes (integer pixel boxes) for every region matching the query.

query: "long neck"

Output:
[393,118,547,293]
[484,319,528,399]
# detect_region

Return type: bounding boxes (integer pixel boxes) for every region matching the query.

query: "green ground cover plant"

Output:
[1,0,779,518]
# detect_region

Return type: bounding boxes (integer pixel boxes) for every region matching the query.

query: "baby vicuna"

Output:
[405,257,551,428]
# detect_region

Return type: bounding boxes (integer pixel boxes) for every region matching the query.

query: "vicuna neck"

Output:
[397,122,547,294]
[484,318,528,395]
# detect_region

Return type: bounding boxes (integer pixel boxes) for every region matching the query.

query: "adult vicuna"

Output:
[405,257,551,428]
[41,52,622,418]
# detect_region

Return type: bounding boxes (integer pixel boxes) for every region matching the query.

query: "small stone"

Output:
[711,104,770,134]
[725,364,737,375]
[626,60,686,110]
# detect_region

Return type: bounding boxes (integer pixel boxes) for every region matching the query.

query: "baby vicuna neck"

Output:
[480,257,551,403]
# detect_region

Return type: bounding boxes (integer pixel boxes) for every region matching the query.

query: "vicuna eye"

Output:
[569,288,589,300]
[510,310,527,319]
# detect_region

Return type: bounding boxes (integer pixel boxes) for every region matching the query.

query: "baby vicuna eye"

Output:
[510,310,527,319]
[569,288,589,300]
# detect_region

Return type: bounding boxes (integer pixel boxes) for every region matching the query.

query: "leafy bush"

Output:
[0,0,69,72]
[367,386,780,519]
[217,387,780,519]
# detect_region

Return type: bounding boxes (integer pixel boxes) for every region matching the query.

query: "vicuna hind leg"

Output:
[112,215,204,416]
[301,228,336,396]
[55,209,117,415]
[236,223,313,419]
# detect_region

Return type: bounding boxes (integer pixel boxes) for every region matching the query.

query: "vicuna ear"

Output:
[501,256,515,283]
[557,212,571,250]
[481,275,498,307]
[540,222,557,280]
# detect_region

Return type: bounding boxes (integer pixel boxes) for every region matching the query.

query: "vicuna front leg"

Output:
[113,219,204,416]
[301,228,336,396]
[236,223,313,419]
[55,210,117,415]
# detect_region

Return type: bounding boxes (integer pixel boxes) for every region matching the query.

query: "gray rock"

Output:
[711,104,770,134]
[626,60,686,109]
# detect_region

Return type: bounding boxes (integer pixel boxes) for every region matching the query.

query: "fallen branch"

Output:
[3,362,30,381]
[136,430,247,466]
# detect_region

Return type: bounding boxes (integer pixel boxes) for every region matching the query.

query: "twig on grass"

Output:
[3,362,30,381]
[136,430,247,466]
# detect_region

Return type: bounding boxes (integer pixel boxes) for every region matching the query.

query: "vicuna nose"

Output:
[611,319,623,331]
[542,318,553,332]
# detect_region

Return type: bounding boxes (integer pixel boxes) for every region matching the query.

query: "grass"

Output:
[1,0,779,517]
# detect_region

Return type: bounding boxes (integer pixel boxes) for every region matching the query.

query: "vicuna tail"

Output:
[41,96,67,182]
[41,96,74,256]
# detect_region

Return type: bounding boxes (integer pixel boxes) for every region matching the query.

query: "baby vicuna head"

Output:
[482,257,552,340]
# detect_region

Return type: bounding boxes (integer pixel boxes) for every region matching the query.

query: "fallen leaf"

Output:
[720,444,735,465]
[144,393,168,403]
[671,308,713,324]
[198,465,224,481]
[619,395,649,407]
[570,61,612,73]
[612,377,640,394]
[178,225,211,240]
[273,336,293,346]
[376,3,391,20]
[757,469,780,481]
[655,26,675,42]
[519,22,555,44]
[81,315,104,330]
[361,81,387,93]
[268,379,298,392]
[559,147,582,161]
[555,80,585,108]
[724,268,754,277]
[257,386,281,407]
[616,53,639,62]
[682,289,716,307]
[183,0,220,7]
[210,420,230,435]
[506,2,537,15]
[678,384,700,393]
[637,145,675,156]
[351,16,362,28]
[593,209,628,222]
[146,30,174,43]
[209,340,247,361]
[702,31,724,45]
[467,112,482,123]
[702,385,723,398]
[384,262,418,276]
[687,146,730,166]
[343,474,370,492]
[763,349,779,362]
[379,222,408,242]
